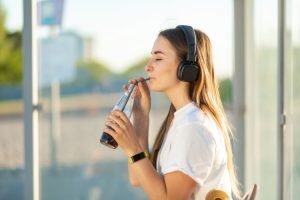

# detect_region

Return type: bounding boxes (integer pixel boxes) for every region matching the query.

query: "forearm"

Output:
[128,116,149,186]
[128,120,168,199]
[131,158,167,200]
[133,115,149,147]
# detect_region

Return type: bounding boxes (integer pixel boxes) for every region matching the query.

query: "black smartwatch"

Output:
[128,151,149,164]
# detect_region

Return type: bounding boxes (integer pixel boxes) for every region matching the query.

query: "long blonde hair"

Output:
[150,27,241,199]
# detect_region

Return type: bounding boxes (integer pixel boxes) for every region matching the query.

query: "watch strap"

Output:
[128,151,149,164]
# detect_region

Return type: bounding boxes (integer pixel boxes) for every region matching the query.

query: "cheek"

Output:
[149,61,179,91]
[157,62,178,78]
[149,73,178,92]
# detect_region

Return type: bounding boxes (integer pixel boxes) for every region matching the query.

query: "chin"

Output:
[149,80,172,92]
[149,84,165,92]
[148,82,157,91]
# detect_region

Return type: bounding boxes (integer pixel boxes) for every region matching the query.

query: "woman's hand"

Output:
[104,110,144,156]
[107,77,150,152]
[124,77,151,118]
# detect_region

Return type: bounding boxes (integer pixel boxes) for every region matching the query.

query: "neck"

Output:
[165,83,192,110]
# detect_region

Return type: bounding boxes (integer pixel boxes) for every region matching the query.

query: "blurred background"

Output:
[0,0,299,199]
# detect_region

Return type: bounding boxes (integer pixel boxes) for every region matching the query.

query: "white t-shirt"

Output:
[156,102,232,199]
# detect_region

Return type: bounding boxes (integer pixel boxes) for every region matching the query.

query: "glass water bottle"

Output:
[99,83,136,149]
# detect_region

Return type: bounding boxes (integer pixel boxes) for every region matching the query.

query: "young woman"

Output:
[103,25,240,200]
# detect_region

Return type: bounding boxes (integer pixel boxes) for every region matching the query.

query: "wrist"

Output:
[139,139,148,150]
[133,119,149,148]
[127,144,144,157]
[128,151,150,164]
[133,114,149,123]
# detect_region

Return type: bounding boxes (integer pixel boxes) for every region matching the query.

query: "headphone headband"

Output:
[176,25,197,62]
[175,25,199,82]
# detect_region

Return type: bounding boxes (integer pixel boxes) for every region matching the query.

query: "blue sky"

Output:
[2,0,234,77]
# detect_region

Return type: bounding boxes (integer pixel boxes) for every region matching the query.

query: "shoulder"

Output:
[178,104,206,125]
[173,122,217,151]
[174,107,217,146]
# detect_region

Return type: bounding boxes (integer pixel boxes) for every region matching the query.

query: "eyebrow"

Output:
[151,50,165,55]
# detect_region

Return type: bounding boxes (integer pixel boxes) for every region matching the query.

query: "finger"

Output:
[137,77,150,97]
[126,80,138,95]
[105,121,122,134]
[138,77,145,82]
[128,79,137,85]
[132,85,140,98]
[112,110,131,124]
[103,126,117,138]
[123,84,128,91]
[107,114,126,130]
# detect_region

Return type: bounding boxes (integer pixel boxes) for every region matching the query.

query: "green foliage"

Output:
[0,4,22,85]
[219,78,232,104]
[75,56,150,84]
[121,56,149,79]
[75,59,114,83]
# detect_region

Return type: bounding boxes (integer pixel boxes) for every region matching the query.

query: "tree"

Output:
[219,78,232,105]
[75,59,114,83]
[121,56,149,79]
[0,4,22,85]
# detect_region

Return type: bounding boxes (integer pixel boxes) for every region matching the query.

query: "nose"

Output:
[144,60,153,72]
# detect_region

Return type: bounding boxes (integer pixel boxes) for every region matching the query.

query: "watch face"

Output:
[133,153,145,161]
[129,152,149,164]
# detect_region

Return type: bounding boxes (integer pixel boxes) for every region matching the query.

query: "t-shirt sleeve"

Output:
[161,123,216,186]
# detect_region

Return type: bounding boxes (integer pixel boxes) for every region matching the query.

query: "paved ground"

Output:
[0,93,168,200]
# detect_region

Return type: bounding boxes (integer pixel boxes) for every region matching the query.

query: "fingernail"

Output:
[138,77,150,82]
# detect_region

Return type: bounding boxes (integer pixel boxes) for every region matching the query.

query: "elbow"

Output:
[130,178,141,187]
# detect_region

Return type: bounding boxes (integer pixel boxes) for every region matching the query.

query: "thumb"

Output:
[137,77,150,97]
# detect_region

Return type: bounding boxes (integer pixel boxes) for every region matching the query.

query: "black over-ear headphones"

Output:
[176,25,200,82]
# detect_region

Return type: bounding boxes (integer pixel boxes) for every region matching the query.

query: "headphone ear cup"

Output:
[177,61,185,81]
[177,61,199,82]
